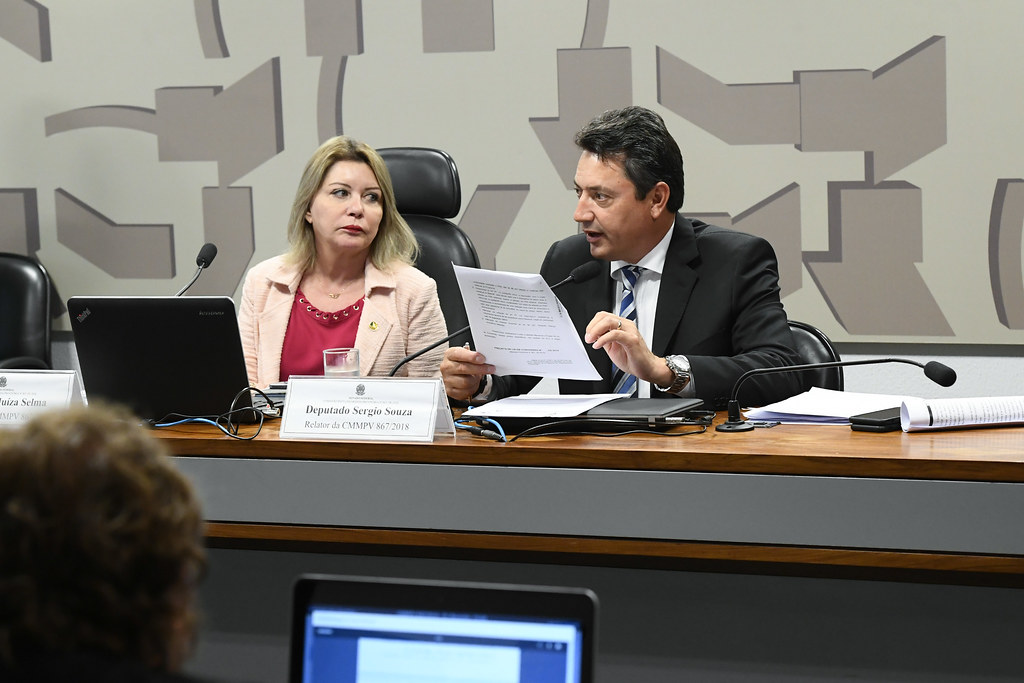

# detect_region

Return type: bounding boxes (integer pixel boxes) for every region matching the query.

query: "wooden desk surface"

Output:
[158,415,1024,583]
[159,415,1024,482]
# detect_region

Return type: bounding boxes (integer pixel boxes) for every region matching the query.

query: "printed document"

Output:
[901,395,1024,431]
[453,265,601,380]
[746,388,1024,432]
[463,394,622,419]
[744,388,906,424]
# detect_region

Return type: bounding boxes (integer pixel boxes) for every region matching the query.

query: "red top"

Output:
[279,290,363,380]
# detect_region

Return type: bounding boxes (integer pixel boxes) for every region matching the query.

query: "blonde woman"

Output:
[239,136,447,386]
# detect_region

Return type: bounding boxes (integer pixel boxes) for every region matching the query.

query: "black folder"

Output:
[469,396,705,434]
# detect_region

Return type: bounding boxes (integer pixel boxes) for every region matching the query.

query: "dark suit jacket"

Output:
[491,216,806,409]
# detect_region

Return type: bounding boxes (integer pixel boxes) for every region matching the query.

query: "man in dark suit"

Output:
[442,106,805,409]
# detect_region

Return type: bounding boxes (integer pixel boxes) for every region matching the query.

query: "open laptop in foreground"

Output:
[67,296,256,423]
[290,574,598,683]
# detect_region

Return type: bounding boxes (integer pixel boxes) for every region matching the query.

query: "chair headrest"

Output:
[378,147,461,219]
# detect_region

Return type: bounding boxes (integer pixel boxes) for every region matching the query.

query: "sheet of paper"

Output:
[453,265,601,380]
[902,395,1024,432]
[744,387,907,424]
[463,394,622,419]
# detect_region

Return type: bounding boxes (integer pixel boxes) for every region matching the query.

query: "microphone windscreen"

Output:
[923,361,957,387]
[569,260,603,284]
[196,243,218,268]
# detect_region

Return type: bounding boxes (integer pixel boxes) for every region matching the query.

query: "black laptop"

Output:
[289,574,598,683]
[465,396,706,434]
[67,296,255,422]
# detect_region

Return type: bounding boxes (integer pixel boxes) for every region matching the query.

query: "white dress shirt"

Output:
[609,221,694,398]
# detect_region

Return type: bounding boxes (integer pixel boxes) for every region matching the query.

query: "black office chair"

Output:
[0,252,52,369]
[788,319,842,390]
[379,147,480,347]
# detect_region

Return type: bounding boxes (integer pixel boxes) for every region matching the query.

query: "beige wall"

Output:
[3,0,1023,347]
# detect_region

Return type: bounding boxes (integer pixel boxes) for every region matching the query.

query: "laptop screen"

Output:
[67,295,254,422]
[290,575,597,683]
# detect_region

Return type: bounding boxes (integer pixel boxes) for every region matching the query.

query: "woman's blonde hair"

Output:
[285,135,418,273]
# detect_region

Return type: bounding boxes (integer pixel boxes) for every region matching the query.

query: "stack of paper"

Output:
[744,388,906,424]
[742,388,1024,432]
[901,395,1024,431]
[463,394,621,419]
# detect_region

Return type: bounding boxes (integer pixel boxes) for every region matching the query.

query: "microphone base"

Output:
[715,420,755,432]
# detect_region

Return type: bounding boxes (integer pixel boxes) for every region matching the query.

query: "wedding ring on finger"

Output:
[616,319,622,330]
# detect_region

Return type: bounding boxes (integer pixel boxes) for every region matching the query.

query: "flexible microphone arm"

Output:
[387,324,471,377]
[716,357,957,432]
[175,243,218,297]
[387,260,605,377]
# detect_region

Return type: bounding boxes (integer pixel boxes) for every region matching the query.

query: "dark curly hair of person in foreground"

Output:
[0,404,210,682]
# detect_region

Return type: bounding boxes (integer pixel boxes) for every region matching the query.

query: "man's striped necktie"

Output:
[612,265,643,396]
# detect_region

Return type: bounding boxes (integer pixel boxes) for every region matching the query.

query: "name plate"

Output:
[0,369,79,428]
[280,376,454,442]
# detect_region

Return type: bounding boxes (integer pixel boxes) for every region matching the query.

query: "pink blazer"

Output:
[238,255,448,387]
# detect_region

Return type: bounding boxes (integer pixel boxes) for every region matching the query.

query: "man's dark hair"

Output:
[574,105,685,213]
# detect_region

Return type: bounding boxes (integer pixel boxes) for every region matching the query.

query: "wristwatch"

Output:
[655,355,691,394]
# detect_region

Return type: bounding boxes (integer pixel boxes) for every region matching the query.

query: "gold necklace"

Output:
[324,278,361,299]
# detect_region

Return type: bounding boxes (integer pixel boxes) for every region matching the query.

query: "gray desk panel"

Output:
[174,456,1024,555]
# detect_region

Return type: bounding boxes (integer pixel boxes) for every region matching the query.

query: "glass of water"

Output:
[323,347,360,377]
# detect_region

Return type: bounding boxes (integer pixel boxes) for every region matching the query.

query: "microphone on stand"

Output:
[388,260,605,377]
[715,357,957,432]
[175,243,218,296]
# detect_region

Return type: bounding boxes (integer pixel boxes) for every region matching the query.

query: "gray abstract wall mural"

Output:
[659,36,951,335]
[42,56,282,294]
[2,0,1022,344]
[991,178,1024,330]
[0,0,50,61]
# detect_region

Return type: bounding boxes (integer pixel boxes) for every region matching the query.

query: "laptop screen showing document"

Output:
[290,574,598,683]
[67,296,255,422]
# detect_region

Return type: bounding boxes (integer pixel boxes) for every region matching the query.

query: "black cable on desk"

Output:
[149,386,278,440]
